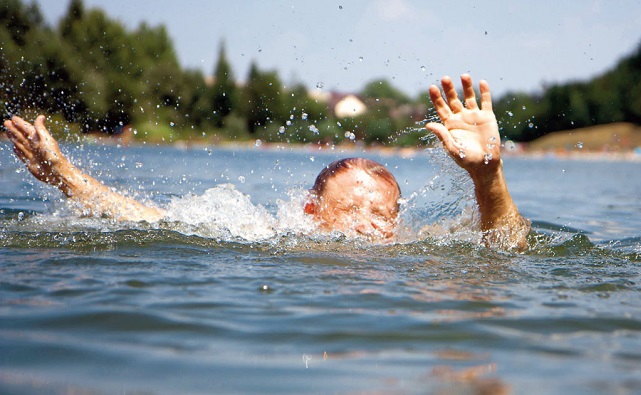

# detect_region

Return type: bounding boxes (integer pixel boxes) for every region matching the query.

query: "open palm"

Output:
[426,75,501,175]
[4,115,68,186]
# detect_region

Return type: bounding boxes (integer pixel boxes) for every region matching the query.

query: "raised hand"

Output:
[4,114,164,222]
[425,75,530,249]
[4,115,71,187]
[426,74,501,179]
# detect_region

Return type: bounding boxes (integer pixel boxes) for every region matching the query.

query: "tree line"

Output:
[2,0,640,145]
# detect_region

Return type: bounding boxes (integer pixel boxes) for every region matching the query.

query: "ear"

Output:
[304,200,316,215]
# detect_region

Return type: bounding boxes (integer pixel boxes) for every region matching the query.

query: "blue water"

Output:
[1,142,640,394]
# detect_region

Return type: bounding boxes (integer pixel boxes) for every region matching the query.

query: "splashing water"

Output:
[165,185,317,242]
[398,146,477,243]
[166,185,277,241]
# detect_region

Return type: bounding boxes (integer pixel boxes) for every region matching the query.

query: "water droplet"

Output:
[507,111,513,117]
[254,139,262,147]
[135,162,143,169]
[238,176,246,183]
[302,112,308,120]
[420,66,426,72]
[459,149,466,159]
[17,212,24,221]
[528,122,534,128]
[316,82,324,90]
[259,284,272,293]
[358,56,363,62]
[278,126,286,134]
[309,125,319,134]
[342,131,356,141]
[339,5,343,9]
[483,153,493,164]
[286,120,292,126]
[576,142,584,149]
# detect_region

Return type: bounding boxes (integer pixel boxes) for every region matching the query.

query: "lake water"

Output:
[1,141,640,394]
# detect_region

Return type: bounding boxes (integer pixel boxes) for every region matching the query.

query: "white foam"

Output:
[166,184,278,241]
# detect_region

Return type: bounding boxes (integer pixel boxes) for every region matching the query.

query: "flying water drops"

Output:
[487,136,496,150]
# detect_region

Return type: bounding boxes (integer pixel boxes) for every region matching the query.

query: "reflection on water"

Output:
[1,144,640,394]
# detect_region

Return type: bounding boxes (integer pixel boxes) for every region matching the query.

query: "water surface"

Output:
[1,143,640,394]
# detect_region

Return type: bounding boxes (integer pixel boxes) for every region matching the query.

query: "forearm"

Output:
[56,161,165,222]
[470,161,530,250]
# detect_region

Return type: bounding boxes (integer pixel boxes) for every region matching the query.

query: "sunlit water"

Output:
[1,141,640,395]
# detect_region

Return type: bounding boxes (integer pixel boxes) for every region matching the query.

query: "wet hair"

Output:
[310,158,401,198]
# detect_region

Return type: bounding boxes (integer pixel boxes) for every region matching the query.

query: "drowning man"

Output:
[3,75,530,249]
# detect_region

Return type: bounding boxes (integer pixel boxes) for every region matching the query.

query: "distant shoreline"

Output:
[3,121,640,161]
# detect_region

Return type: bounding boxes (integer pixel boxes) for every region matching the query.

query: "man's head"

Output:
[304,158,401,240]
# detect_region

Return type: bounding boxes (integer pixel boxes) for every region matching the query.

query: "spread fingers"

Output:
[441,76,464,113]
[428,84,452,121]
[479,80,493,111]
[5,119,30,147]
[461,74,478,110]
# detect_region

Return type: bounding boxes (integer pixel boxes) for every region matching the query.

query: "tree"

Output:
[210,41,236,127]
[243,62,285,134]
[361,78,411,105]
[60,0,84,39]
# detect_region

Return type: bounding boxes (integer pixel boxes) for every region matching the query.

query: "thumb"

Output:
[34,115,50,141]
[426,122,455,151]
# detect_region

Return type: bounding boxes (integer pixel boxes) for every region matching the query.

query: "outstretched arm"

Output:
[426,75,530,250]
[3,115,165,222]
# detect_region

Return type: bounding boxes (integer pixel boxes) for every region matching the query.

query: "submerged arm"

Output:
[3,115,165,222]
[426,75,530,250]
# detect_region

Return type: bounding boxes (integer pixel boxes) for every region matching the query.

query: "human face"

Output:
[308,168,400,241]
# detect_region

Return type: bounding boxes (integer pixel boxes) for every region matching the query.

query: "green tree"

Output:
[210,41,236,127]
[60,0,84,39]
[243,62,286,134]
[361,78,411,105]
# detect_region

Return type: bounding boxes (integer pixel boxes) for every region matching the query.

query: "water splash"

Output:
[166,184,277,241]
[398,147,478,244]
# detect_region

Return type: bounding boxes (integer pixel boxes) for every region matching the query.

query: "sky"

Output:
[34,0,641,99]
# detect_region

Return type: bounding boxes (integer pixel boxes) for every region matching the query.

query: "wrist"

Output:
[470,160,518,230]
[468,159,504,188]
[55,161,85,197]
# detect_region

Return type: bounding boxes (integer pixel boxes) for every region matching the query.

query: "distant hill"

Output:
[527,123,641,152]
